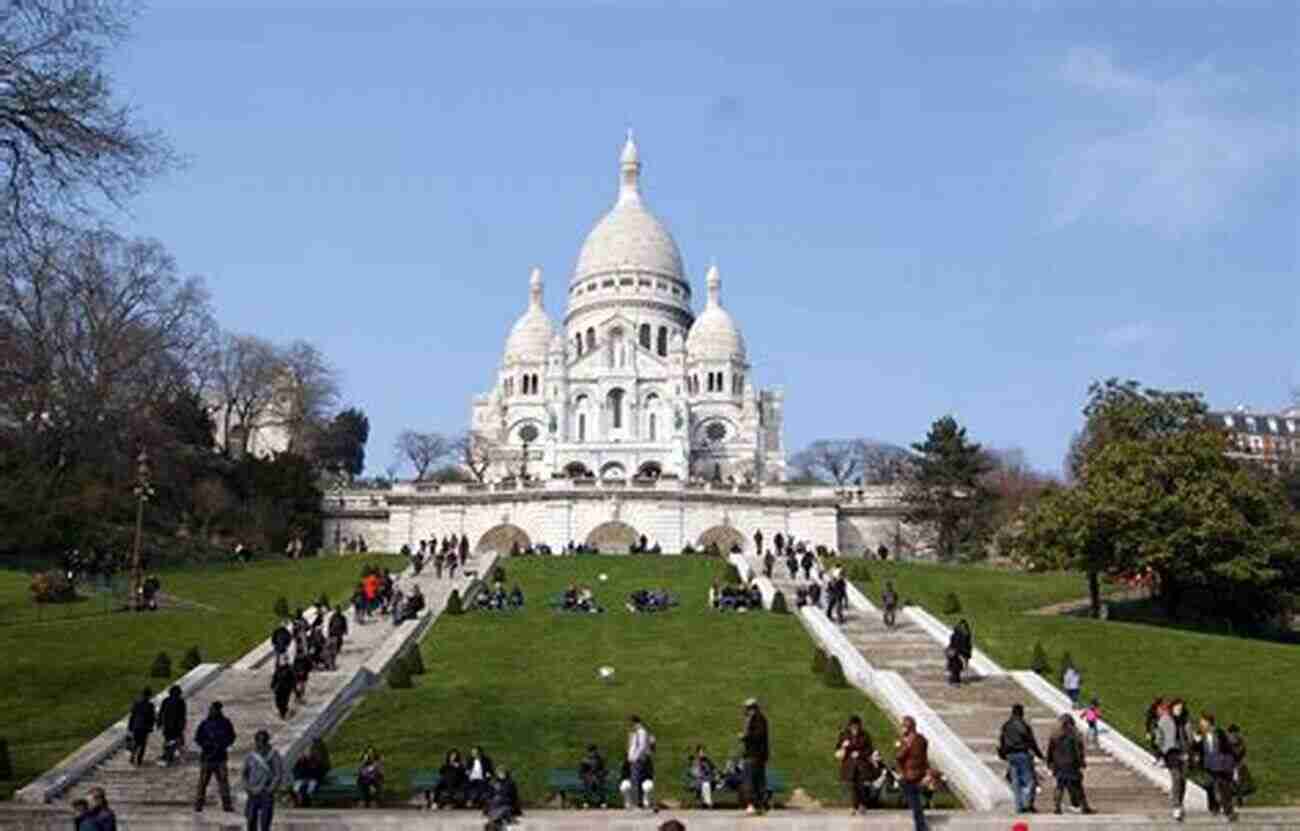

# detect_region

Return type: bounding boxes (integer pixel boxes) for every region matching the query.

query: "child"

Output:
[1083,697,1102,748]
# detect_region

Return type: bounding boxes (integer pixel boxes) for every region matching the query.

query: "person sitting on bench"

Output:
[483,766,521,830]
[292,739,330,806]
[357,746,384,807]
[508,585,524,609]
[578,744,608,807]
[466,746,496,807]
[491,584,508,610]
[433,749,468,809]
[401,586,426,623]
[577,585,598,612]
[686,745,719,808]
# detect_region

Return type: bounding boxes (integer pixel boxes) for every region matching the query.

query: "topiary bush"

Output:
[150,651,172,679]
[770,591,789,614]
[825,655,849,688]
[316,591,330,609]
[942,592,962,615]
[404,648,426,675]
[493,565,506,584]
[273,595,290,619]
[812,648,829,676]
[0,737,12,779]
[723,563,743,585]
[1031,641,1051,676]
[29,571,77,604]
[445,589,463,615]
[181,646,202,671]
[387,658,413,689]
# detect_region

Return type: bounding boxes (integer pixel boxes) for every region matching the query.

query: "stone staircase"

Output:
[43,557,489,810]
[756,552,1173,815]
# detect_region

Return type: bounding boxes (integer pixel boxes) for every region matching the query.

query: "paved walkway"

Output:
[756,553,1171,815]
[48,555,490,810]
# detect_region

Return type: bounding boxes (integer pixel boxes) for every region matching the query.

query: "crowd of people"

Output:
[1145,697,1252,822]
[559,582,604,613]
[708,579,762,611]
[474,581,525,611]
[626,589,676,613]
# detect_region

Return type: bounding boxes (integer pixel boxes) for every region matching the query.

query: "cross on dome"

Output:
[618,128,641,203]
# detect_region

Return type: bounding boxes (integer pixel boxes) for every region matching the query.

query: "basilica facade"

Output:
[470,133,786,484]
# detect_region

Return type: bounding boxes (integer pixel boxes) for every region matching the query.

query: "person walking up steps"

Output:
[127,687,156,767]
[998,704,1045,813]
[158,685,186,766]
[881,581,899,628]
[1062,660,1082,706]
[1047,713,1094,815]
[241,729,283,831]
[895,716,929,831]
[194,702,237,813]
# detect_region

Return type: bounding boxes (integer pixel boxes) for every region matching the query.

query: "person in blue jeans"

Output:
[241,730,283,831]
[998,704,1045,813]
[895,716,930,831]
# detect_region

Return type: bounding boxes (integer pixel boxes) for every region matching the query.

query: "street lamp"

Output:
[130,447,153,611]
[332,478,345,553]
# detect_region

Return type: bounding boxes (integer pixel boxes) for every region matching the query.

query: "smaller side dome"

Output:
[686,264,746,362]
[503,267,556,363]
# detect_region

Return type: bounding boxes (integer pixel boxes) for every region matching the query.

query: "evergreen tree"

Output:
[150,652,172,679]
[181,646,203,671]
[770,591,789,614]
[902,416,994,560]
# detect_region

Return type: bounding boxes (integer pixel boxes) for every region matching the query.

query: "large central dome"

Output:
[566,133,692,323]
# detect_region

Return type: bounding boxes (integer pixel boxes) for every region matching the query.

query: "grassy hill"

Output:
[849,560,1300,805]
[0,554,402,799]
[326,555,902,808]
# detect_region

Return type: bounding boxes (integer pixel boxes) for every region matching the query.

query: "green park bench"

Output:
[409,768,442,809]
[682,767,787,807]
[311,766,358,805]
[547,769,593,807]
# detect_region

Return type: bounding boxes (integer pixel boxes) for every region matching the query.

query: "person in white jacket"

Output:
[621,715,655,810]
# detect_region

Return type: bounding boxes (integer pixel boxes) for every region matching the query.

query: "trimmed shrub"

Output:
[181,646,202,671]
[493,565,506,584]
[273,595,290,619]
[770,591,789,614]
[316,592,330,609]
[387,658,413,689]
[1061,650,1076,673]
[812,648,829,676]
[150,651,172,679]
[445,589,463,616]
[825,655,849,688]
[404,648,426,675]
[723,563,743,585]
[942,592,962,615]
[29,571,76,604]
[682,543,697,555]
[0,737,12,779]
[1031,641,1051,676]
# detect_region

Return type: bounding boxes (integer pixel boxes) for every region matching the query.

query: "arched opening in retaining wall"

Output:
[698,525,746,555]
[585,521,639,554]
[837,520,867,557]
[476,524,531,555]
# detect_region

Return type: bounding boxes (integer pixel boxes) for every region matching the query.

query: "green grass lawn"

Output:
[326,556,906,808]
[0,554,403,799]
[849,559,1300,805]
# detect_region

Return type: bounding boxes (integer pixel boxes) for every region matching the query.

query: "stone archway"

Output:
[563,461,593,479]
[698,525,746,555]
[476,524,531,555]
[585,521,639,554]
[837,520,866,557]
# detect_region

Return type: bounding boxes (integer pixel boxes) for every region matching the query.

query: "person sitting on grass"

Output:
[483,766,522,830]
[466,746,496,807]
[357,746,384,808]
[432,749,468,809]
[508,585,525,609]
[492,583,508,610]
[686,745,719,808]
[563,583,579,610]
[708,580,721,610]
[578,744,609,808]
[291,739,330,807]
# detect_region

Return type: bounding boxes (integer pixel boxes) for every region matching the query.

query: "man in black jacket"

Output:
[194,701,236,812]
[158,685,187,766]
[127,688,155,766]
[740,698,770,815]
[483,766,521,830]
[998,704,1044,813]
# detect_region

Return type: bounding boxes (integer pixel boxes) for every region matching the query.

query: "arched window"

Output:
[639,324,651,349]
[575,333,583,355]
[649,412,657,441]
[578,413,586,442]
[608,388,625,429]
[657,326,668,356]
[586,327,595,350]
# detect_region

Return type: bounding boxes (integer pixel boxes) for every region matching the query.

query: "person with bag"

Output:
[835,715,875,814]
[1046,713,1095,815]
[241,729,283,831]
[895,716,930,831]
[1194,712,1238,821]
[998,703,1044,813]
[1157,698,1193,822]
[1227,724,1254,808]
[158,685,187,766]
[193,702,237,813]
[127,687,156,767]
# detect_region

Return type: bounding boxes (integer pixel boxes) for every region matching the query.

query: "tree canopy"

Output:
[901,416,994,560]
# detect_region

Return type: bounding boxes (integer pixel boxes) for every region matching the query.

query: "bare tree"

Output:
[0,1,175,235]
[210,332,281,456]
[791,439,862,485]
[860,440,913,484]
[276,340,339,456]
[453,430,496,483]
[394,430,451,480]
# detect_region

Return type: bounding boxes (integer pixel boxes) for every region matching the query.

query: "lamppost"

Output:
[130,447,153,611]
[332,478,345,553]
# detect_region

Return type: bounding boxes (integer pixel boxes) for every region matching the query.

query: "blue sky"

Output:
[111,2,1298,475]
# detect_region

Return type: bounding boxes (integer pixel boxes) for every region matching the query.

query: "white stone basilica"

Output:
[471,133,786,484]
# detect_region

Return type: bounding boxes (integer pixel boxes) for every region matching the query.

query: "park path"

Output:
[49,555,492,810]
[755,551,1172,815]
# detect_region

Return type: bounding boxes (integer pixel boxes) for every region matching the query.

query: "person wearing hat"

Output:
[193,701,237,812]
[739,698,770,815]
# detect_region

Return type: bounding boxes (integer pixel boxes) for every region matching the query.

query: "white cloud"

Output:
[1051,48,1293,234]
[1087,321,1170,351]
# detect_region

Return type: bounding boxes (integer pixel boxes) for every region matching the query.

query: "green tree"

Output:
[319,407,370,477]
[902,416,994,560]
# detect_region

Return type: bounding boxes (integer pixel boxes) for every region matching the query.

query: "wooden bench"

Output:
[311,766,358,805]
[409,769,442,809]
